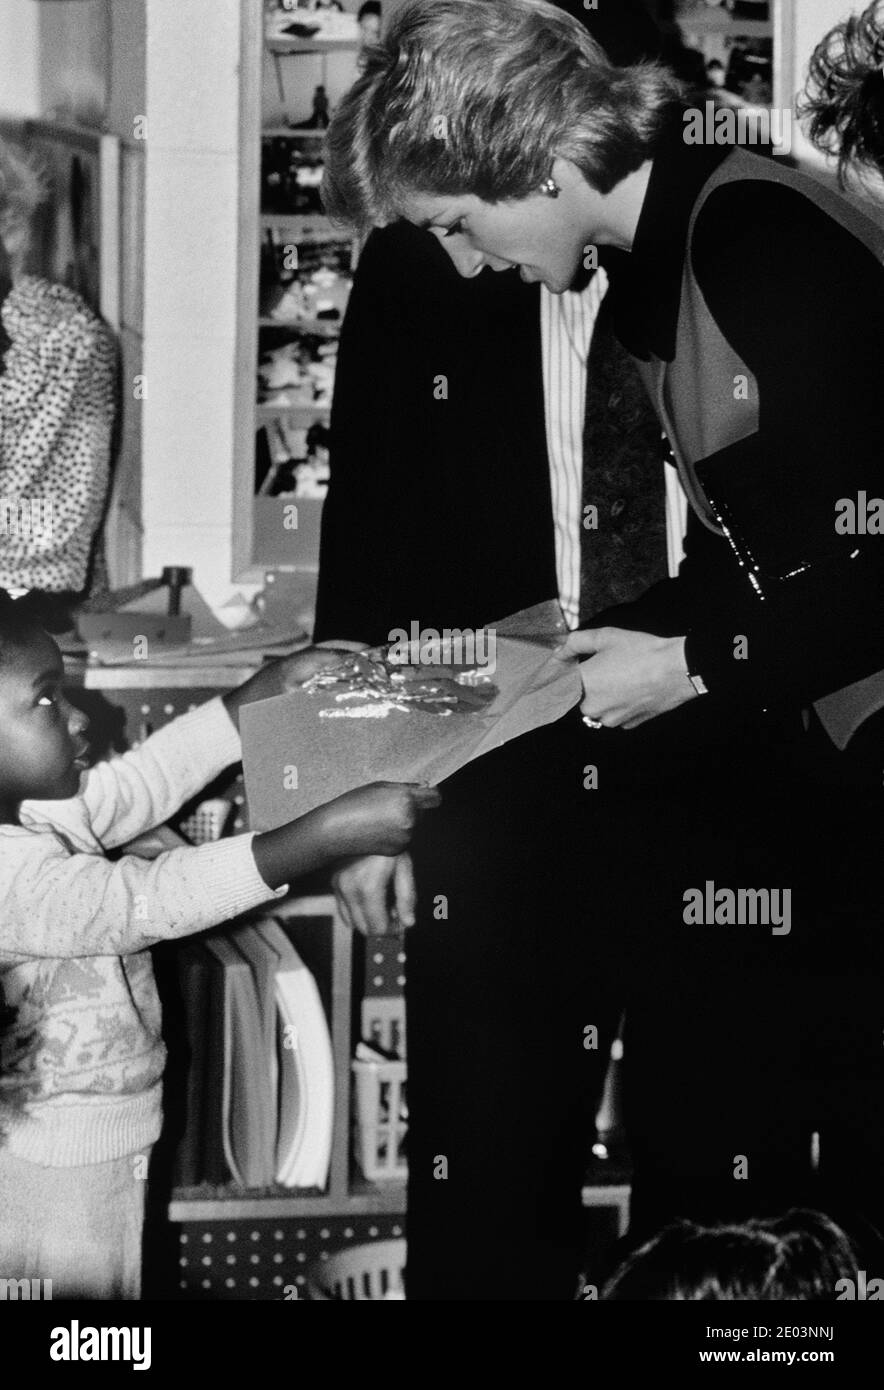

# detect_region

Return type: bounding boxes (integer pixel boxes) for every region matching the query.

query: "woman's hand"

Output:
[561,627,697,729]
[333,852,417,936]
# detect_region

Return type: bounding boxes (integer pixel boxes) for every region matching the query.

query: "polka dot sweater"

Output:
[0,276,116,593]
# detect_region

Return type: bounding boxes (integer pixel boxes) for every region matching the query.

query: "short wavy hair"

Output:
[322,0,684,230]
[801,0,884,185]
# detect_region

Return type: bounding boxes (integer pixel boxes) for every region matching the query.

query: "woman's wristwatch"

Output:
[686,668,709,697]
[680,636,708,697]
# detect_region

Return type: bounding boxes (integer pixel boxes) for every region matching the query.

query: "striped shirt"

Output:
[540,270,607,629]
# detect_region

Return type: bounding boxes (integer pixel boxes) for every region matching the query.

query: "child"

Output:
[599,1209,860,1301]
[0,592,439,1298]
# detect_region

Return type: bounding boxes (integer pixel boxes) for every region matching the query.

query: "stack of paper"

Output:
[174,917,334,1191]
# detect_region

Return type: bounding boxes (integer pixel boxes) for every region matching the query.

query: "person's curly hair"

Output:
[801,0,884,185]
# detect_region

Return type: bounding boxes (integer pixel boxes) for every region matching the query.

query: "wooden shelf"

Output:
[258,316,341,336]
[66,661,259,690]
[170,1174,631,1224]
[262,126,326,139]
[267,36,361,56]
[676,11,772,39]
[259,213,342,239]
[256,401,330,424]
[169,1181,405,1223]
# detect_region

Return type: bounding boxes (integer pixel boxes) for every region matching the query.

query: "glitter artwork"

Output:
[301,649,498,719]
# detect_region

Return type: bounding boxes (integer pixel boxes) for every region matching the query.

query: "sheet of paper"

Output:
[241,601,583,829]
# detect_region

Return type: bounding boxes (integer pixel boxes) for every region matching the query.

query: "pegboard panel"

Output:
[175,1215,405,1300]
[363,932,406,997]
[73,685,225,742]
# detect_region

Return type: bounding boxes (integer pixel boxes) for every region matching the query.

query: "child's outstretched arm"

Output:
[77,698,243,848]
[77,649,346,849]
[252,782,440,889]
[1,782,439,960]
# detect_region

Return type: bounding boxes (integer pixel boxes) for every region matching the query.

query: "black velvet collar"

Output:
[604,120,730,363]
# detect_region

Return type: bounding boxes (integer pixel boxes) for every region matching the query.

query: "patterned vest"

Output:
[579,302,669,621]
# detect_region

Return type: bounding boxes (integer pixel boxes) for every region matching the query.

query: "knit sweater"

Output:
[0,697,285,1167]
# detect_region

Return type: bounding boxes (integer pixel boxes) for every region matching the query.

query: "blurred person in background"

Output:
[0,137,116,615]
[802,0,884,188]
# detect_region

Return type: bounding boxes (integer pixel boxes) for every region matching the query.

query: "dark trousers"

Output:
[623,711,884,1266]
[405,709,622,1300]
[405,701,884,1299]
[403,703,725,1300]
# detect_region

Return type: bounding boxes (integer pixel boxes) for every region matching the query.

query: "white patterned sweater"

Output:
[0,276,115,593]
[0,698,285,1167]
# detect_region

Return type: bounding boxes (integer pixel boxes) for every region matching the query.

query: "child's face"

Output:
[0,627,90,807]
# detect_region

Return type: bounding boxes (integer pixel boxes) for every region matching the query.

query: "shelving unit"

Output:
[672,0,775,97]
[162,884,408,1296]
[167,896,406,1227]
[233,6,360,581]
[161,887,408,1297]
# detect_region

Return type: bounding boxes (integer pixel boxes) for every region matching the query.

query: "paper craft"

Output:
[298,644,499,718]
[241,600,583,829]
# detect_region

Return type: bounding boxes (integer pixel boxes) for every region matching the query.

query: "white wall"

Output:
[35,0,108,126]
[0,0,40,118]
[140,0,247,611]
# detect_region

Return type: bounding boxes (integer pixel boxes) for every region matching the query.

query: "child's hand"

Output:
[223,644,358,728]
[252,782,441,891]
[277,645,361,691]
[320,782,441,859]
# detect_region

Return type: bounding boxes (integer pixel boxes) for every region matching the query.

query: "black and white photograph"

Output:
[0,0,883,1363]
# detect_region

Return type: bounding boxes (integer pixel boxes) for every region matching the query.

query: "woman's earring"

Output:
[540,177,560,198]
